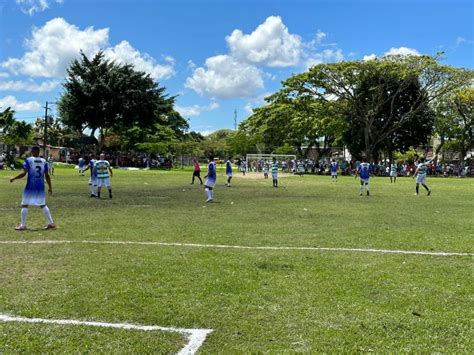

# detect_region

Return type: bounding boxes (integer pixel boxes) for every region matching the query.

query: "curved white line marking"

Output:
[0,314,212,355]
[0,240,471,257]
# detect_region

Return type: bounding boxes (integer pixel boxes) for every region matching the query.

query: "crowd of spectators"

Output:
[240,158,473,177]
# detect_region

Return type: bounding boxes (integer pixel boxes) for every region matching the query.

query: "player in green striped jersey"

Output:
[271,158,279,188]
[95,153,113,199]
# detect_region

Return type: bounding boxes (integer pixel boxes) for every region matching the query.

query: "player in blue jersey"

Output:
[204,157,216,202]
[9,146,56,230]
[82,156,98,197]
[225,157,233,187]
[356,157,372,196]
[413,157,431,196]
[330,159,338,182]
[78,156,85,176]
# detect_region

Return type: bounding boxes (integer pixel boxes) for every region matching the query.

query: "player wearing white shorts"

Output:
[82,157,98,197]
[330,160,338,181]
[390,162,398,183]
[95,153,113,199]
[413,157,431,196]
[356,158,372,196]
[9,146,56,230]
[204,157,216,202]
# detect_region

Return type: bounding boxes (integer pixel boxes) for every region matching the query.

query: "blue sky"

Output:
[1,0,473,135]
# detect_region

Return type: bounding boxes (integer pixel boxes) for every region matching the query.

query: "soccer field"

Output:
[0,168,473,352]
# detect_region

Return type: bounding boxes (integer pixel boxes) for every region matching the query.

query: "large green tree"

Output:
[0,107,33,146]
[58,51,187,151]
[266,55,473,160]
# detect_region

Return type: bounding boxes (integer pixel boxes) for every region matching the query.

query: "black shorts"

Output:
[193,170,201,177]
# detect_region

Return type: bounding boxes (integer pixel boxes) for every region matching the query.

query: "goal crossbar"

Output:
[246,154,296,161]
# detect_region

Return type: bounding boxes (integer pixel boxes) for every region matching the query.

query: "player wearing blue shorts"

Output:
[204,157,216,202]
[356,157,372,196]
[330,159,338,182]
[9,146,56,230]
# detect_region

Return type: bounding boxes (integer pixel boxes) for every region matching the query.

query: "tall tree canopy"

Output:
[243,55,473,160]
[58,51,187,151]
[0,107,33,146]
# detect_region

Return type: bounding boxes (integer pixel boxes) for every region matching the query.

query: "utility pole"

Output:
[43,101,49,157]
[234,109,237,130]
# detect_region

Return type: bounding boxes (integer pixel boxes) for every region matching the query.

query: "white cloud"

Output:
[384,47,420,56]
[455,37,466,46]
[363,54,377,61]
[226,16,302,67]
[185,55,264,99]
[2,18,175,81]
[16,0,63,16]
[305,48,344,69]
[0,79,59,92]
[2,18,109,78]
[104,41,175,80]
[0,95,41,111]
[244,103,253,115]
[187,60,196,71]
[0,72,9,78]
[175,102,220,117]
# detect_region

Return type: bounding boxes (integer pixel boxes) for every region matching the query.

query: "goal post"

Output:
[245,154,297,172]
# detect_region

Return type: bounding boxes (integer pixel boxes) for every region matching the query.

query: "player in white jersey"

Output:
[9,146,56,230]
[390,162,398,183]
[47,154,54,175]
[355,157,372,196]
[95,153,113,199]
[413,157,431,196]
[82,156,98,197]
[330,159,338,182]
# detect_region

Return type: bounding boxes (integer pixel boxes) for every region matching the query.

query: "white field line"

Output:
[0,314,213,355]
[0,240,471,257]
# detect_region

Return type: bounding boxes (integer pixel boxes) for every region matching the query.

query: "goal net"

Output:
[244,154,297,173]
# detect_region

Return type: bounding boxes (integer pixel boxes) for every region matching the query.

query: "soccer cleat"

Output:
[205,198,213,203]
[15,225,27,231]
[367,191,370,196]
[414,193,419,196]
[44,224,56,230]
[427,190,431,196]
[90,194,96,198]
[359,193,362,196]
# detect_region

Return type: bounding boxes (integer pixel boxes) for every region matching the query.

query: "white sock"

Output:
[205,188,211,199]
[89,184,94,194]
[359,186,363,194]
[210,190,214,199]
[42,206,54,225]
[366,184,370,192]
[21,208,28,226]
[94,185,98,195]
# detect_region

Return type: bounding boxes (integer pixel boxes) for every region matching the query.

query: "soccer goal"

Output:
[245,154,296,172]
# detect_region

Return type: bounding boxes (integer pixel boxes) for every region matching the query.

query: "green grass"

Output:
[0,168,473,352]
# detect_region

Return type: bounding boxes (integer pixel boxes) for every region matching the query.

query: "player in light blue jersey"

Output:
[82,155,98,197]
[330,159,338,182]
[413,157,431,196]
[204,157,216,202]
[78,156,85,176]
[356,157,372,196]
[390,162,398,183]
[225,157,233,187]
[9,146,55,230]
